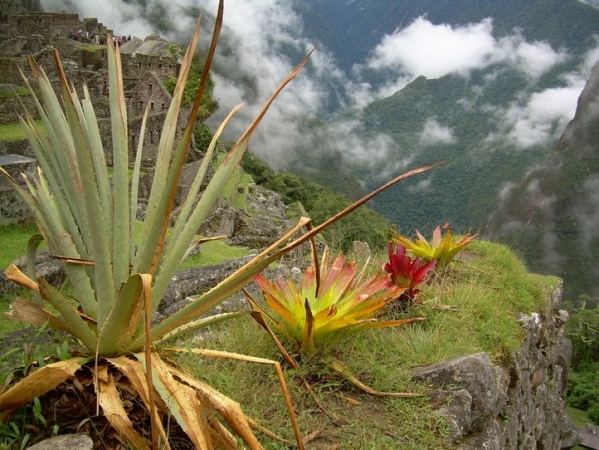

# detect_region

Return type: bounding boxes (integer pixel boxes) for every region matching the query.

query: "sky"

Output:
[39,0,599,169]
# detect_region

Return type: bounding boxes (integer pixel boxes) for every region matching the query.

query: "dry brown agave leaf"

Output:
[0,359,84,411]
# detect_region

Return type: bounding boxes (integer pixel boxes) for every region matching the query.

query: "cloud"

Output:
[407,178,432,193]
[363,16,568,82]
[40,0,195,39]
[366,17,497,79]
[490,34,568,80]
[419,118,456,146]
[574,175,599,247]
[581,36,599,76]
[496,79,585,148]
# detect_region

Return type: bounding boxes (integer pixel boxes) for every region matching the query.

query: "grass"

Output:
[0,85,30,99]
[0,295,29,337]
[0,120,45,142]
[173,316,452,449]
[167,239,554,449]
[567,407,593,450]
[0,224,44,269]
[567,406,593,428]
[79,45,105,52]
[180,239,251,268]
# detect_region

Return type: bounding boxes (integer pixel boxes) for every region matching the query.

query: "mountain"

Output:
[280,0,599,235]
[293,0,599,75]
[486,60,599,301]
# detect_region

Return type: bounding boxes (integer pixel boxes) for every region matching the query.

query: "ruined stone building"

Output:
[0,0,202,223]
[0,0,193,167]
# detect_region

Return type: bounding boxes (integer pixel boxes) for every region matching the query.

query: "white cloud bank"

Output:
[419,118,456,146]
[503,81,585,148]
[364,16,568,82]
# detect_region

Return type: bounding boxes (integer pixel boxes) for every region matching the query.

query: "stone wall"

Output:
[4,13,79,37]
[121,52,177,81]
[412,285,577,449]
[0,139,33,157]
[0,154,35,225]
[0,93,37,124]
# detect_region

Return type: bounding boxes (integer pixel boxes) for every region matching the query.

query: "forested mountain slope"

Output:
[284,0,599,236]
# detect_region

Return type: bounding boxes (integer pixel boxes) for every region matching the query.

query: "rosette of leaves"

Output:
[383,242,436,305]
[248,246,426,358]
[246,246,427,398]
[0,3,314,447]
[392,223,478,272]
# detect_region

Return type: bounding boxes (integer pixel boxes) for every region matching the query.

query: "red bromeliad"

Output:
[383,242,436,302]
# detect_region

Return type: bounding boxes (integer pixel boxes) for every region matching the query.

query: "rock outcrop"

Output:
[413,285,578,449]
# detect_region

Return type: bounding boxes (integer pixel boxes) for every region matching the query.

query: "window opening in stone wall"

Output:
[151,102,154,110]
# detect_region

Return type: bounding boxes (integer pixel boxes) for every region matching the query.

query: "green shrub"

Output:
[567,364,599,417]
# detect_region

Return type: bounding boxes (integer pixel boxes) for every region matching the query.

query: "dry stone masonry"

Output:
[413,285,577,449]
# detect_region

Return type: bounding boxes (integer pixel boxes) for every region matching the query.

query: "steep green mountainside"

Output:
[241,151,392,253]
[279,0,599,237]
[486,61,599,301]
[343,69,554,233]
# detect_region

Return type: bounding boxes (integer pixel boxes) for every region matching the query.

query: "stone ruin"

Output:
[0,1,311,266]
[0,1,206,224]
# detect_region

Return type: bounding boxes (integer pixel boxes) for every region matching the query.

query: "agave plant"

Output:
[247,246,425,359]
[383,242,436,303]
[0,3,315,447]
[392,223,478,272]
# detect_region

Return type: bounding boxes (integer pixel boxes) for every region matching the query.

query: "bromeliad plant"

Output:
[248,246,423,359]
[246,246,427,399]
[392,223,478,272]
[383,242,436,304]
